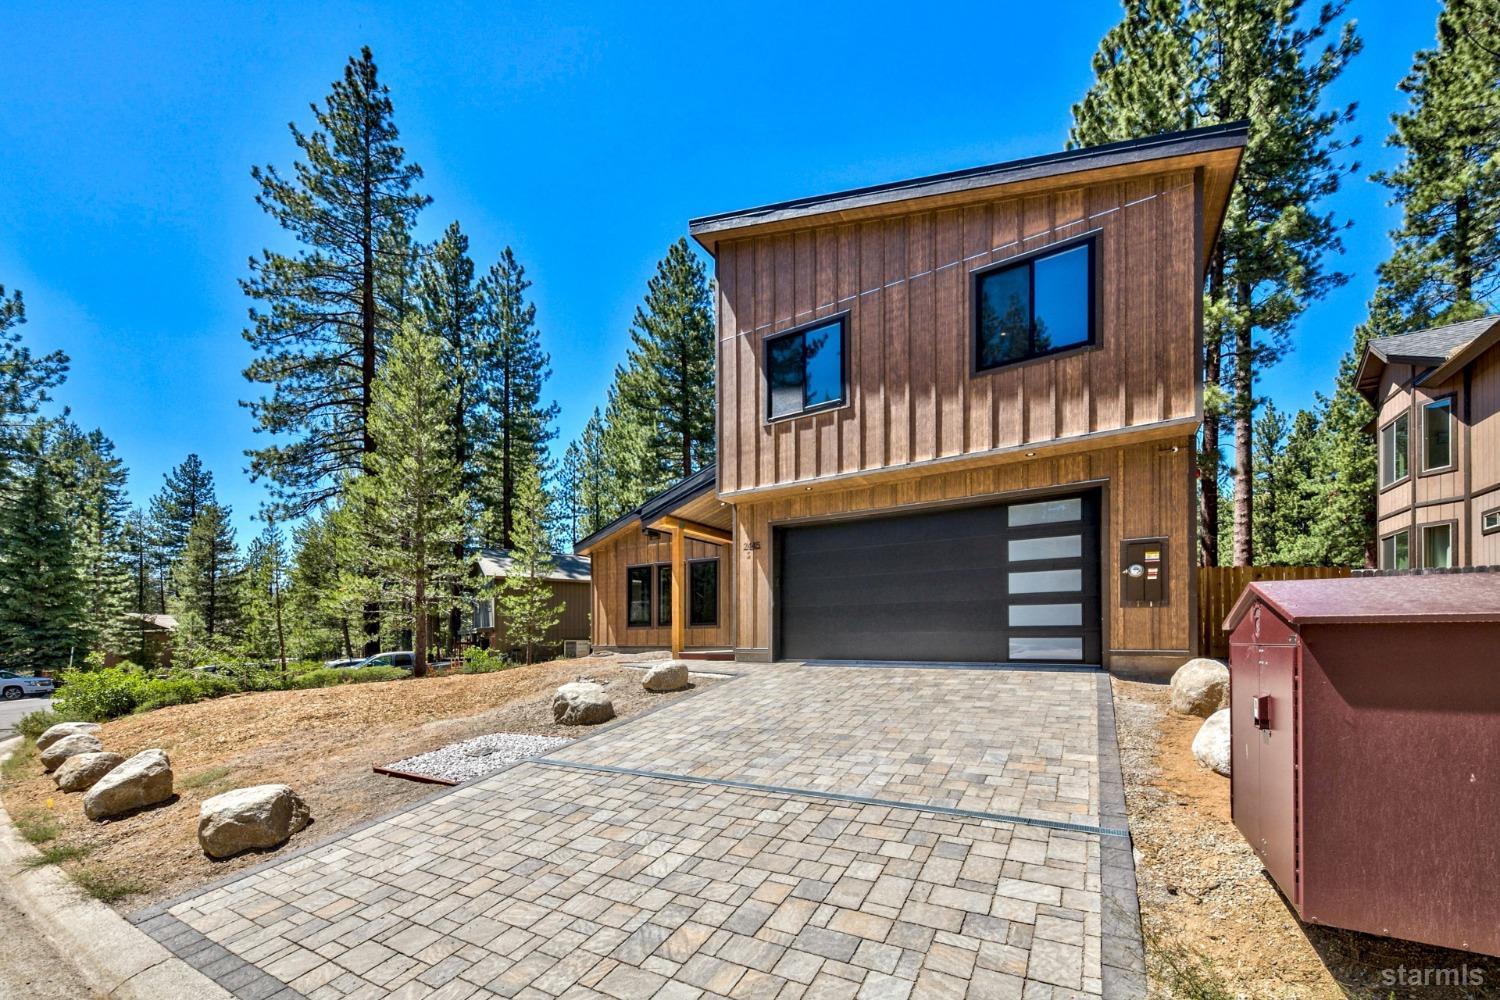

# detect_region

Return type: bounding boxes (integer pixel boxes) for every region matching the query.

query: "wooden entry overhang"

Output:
[646,513,732,656]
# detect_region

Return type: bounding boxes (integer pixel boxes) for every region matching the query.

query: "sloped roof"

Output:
[1225,574,1500,630]
[573,464,718,555]
[476,549,591,583]
[125,612,178,631]
[1357,314,1500,399]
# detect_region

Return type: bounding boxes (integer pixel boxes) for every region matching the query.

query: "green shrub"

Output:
[12,808,61,844]
[14,707,89,742]
[53,667,151,720]
[289,666,407,689]
[71,866,144,903]
[458,647,513,674]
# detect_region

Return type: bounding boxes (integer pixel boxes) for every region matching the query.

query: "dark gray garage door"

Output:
[775,493,1100,663]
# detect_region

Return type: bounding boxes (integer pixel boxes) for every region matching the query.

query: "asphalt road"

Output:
[0,695,50,737]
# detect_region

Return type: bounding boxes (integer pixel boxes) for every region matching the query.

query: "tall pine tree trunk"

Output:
[501,369,514,548]
[360,129,383,658]
[1231,288,1255,567]
[1199,254,1224,567]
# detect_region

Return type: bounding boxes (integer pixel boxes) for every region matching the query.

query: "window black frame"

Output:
[626,565,654,628]
[971,232,1099,375]
[763,313,849,423]
[1420,395,1455,474]
[688,558,720,627]
[1379,412,1410,490]
[656,564,673,627]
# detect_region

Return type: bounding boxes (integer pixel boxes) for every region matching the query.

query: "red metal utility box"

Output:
[1223,575,1500,958]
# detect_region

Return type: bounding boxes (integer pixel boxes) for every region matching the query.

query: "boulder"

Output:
[35,721,100,752]
[642,661,690,693]
[83,749,173,820]
[39,733,104,772]
[1192,709,1232,777]
[1170,658,1230,717]
[53,751,124,792]
[197,784,311,859]
[552,682,615,726]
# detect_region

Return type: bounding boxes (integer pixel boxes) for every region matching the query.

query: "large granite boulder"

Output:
[53,751,124,793]
[1192,709,1231,777]
[198,784,311,859]
[552,682,615,726]
[35,721,100,752]
[1170,658,1230,717]
[642,661,690,693]
[39,733,104,772]
[83,749,173,820]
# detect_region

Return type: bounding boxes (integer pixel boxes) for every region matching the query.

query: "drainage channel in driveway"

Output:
[133,662,1146,999]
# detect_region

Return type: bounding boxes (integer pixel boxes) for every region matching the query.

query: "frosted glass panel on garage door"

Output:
[1009,603,1083,627]
[1009,569,1082,593]
[1007,498,1082,526]
[1008,535,1082,561]
[1009,636,1084,660]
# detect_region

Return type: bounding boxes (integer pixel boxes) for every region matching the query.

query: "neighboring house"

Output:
[110,613,177,668]
[580,123,1248,674]
[470,549,592,653]
[1357,314,1500,571]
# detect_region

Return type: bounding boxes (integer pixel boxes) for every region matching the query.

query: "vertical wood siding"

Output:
[714,172,1200,496]
[587,532,733,649]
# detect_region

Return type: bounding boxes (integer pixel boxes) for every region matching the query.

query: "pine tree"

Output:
[601,373,656,511]
[476,247,558,547]
[618,239,716,484]
[553,441,586,547]
[0,452,86,670]
[241,519,290,669]
[0,285,68,468]
[1372,0,1500,330]
[172,503,242,654]
[495,465,563,665]
[290,508,358,659]
[242,47,429,517]
[52,426,135,655]
[569,408,615,536]
[149,454,216,565]
[1071,0,1360,566]
[339,318,471,676]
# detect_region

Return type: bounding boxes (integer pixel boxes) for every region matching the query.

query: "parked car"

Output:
[0,670,54,700]
[356,651,415,671]
[323,657,364,670]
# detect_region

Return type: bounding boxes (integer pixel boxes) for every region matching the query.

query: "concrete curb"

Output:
[0,735,232,1000]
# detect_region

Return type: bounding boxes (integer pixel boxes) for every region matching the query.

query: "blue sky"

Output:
[1,1,1442,536]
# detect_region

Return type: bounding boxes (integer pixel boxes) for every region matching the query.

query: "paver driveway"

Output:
[133,663,1145,999]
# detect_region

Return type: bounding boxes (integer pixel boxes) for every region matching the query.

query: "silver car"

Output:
[0,670,54,700]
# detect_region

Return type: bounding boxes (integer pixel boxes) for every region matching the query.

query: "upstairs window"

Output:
[974,238,1095,372]
[1380,413,1409,488]
[1422,397,1453,472]
[766,316,846,420]
[1422,523,1453,569]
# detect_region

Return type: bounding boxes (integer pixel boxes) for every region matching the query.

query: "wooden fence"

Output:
[1197,565,1353,659]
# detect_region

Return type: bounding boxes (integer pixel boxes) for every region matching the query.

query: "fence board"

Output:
[1198,565,1353,659]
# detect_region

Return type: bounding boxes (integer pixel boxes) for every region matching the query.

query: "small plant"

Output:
[2,740,39,783]
[1143,921,1235,1000]
[458,647,513,674]
[71,866,146,904]
[22,842,92,868]
[12,807,61,845]
[180,765,235,792]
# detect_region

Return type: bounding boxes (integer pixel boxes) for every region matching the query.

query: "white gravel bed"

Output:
[385,732,572,784]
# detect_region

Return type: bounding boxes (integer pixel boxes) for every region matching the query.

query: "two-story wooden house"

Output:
[577,123,1247,676]
[1357,314,1500,570]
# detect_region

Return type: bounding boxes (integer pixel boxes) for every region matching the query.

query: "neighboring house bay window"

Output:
[1422,397,1453,472]
[1422,523,1454,569]
[973,237,1095,372]
[766,316,846,420]
[1380,413,1409,488]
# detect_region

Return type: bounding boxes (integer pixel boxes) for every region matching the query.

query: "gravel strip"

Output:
[384,733,572,784]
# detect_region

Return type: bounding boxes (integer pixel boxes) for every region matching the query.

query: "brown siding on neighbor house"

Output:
[485,580,591,650]
[1374,346,1500,568]
[588,531,733,650]
[715,171,1201,497]
[729,436,1194,669]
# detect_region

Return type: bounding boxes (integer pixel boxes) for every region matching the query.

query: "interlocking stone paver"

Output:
[136,664,1140,998]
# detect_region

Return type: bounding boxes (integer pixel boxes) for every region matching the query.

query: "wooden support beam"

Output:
[647,517,734,546]
[668,517,686,657]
